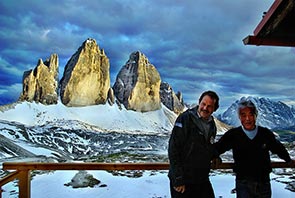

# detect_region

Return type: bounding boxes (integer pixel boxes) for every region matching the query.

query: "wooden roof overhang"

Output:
[243,0,295,47]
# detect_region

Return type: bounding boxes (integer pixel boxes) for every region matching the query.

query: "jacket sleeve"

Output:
[265,128,292,162]
[168,115,187,187]
[214,129,234,156]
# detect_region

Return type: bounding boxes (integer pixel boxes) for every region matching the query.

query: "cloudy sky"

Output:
[0,0,294,112]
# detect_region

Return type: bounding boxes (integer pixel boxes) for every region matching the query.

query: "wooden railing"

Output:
[0,161,294,198]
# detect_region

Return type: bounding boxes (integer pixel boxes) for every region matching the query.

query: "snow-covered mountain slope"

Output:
[0,101,176,134]
[0,101,231,161]
[0,101,230,135]
[0,101,177,161]
[0,119,170,162]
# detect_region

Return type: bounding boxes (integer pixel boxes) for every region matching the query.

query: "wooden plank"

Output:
[269,161,295,168]
[0,171,20,186]
[253,0,284,36]
[3,162,170,171]
[2,161,294,171]
[243,35,295,47]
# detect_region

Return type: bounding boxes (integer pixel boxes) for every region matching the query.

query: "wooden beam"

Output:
[253,0,284,36]
[0,171,20,186]
[3,162,170,171]
[243,0,295,47]
[243,35,295,47]
[3,161,294,171]
[18,170,31,198]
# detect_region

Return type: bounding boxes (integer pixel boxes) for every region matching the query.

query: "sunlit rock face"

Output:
[19,54,59,105]
[60,38,110,106]
[113,51,161,112]
[160,82,185,115]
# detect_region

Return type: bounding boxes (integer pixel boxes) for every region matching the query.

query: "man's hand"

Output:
[174,185,186,193]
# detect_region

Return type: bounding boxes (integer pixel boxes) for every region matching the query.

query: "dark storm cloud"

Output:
[0,0,294,112]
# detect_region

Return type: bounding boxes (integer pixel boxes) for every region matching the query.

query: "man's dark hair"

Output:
[199,90,219,111]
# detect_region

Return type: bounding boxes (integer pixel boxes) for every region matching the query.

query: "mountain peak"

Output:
[19,54,59,105]
[59,38,111,107]
[113,51,162,112]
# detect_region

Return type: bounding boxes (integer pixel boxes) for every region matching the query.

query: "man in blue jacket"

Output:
[168,90,219,198]
[215,98,294,198]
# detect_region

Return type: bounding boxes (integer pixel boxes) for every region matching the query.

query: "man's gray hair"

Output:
[237,99,258,116]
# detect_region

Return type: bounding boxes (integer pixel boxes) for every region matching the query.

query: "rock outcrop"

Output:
[19,54,59,105]
[60,38,110,106]
[18,38,186,113]
[113,51,161,112]
[160,82,184,114]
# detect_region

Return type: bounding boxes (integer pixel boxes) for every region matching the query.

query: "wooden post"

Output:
[18,170,31,198]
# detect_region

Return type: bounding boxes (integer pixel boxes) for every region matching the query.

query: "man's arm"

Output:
[213,129,234,156]
[266,128,292,162]
[168,123,185,187]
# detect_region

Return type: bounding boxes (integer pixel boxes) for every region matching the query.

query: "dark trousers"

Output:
[170,180,215,198]
[236,179,271,198]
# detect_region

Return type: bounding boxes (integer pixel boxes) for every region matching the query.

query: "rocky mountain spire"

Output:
[113,51,161,112]
[18,38,184,113]
[160,82,184,114]
[19,53,59,105]
[60,38,111,106]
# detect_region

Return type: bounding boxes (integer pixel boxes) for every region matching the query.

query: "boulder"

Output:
[64,170,101,188]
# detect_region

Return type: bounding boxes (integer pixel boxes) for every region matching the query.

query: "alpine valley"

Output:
[0,38,294,197]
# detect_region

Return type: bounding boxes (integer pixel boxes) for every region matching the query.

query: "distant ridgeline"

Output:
[19,38,184,114]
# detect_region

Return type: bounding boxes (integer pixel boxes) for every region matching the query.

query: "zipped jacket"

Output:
[168,106,217,187]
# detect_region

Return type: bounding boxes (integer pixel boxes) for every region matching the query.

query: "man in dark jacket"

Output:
[168,90,219,198]
[215,98,294,198]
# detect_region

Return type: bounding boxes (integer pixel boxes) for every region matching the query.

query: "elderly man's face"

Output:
[197,95,216,120]
[239,107,256,130]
